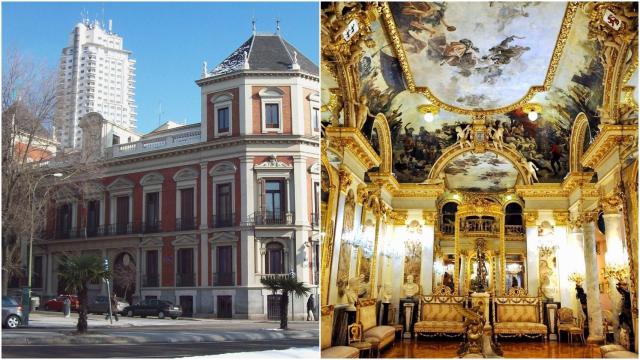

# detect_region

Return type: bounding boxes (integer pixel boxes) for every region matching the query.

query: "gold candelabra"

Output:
[603,264,630,283]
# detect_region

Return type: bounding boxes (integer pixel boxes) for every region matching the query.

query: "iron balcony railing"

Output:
[212,213,235,228]
[247,211,295,226]
[505,225,525,236]
[142,220,162,234]
[142,273,160,287]
[176,272,196,287]
[176,217,197,231]
[213,272,235,286]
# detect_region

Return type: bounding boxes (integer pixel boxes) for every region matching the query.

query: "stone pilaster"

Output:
[582,215,605,343]
[525,211,539,296]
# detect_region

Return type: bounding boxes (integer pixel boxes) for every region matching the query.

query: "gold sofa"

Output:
[493,288,548,340]
[415,285,466,338]
[321,305,359,358]
[357,299,395,356]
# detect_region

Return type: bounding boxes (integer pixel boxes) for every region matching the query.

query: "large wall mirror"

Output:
[505,254,525,292]
[433,253,455,291]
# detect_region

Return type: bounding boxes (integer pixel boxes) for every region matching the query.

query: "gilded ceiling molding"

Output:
[325,126,382,170]
[379,2,579,115]
[524,211,538,227]
[562,172,596,194]
[337,167,353,193]
[515,184,567,198]
[587,2,638,126]
[356,184,369,205]
[553,210,570,226]
[371,113,393,174]
[581,124,637,169]
[422,211,437,226]
[569,113,591,173]
[388,210,408,226]
[601,192,624,215]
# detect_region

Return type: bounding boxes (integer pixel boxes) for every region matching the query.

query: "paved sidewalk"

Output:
[3,311,319,346]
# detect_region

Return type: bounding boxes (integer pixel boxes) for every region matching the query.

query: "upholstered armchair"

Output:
[557,307,575,342]
[602,310,615,345]
[321,305,359,358]
[568,311,586,344]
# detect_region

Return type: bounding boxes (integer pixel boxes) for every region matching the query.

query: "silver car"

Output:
[2,296,23,329]
[88,296,129,315]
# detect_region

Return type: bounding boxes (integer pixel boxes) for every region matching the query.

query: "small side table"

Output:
[350,341,372,358]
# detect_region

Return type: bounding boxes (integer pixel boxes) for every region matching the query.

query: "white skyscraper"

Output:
[54,19,137,149]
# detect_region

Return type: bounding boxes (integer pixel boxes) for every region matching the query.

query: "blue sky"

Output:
[2,2,319,134]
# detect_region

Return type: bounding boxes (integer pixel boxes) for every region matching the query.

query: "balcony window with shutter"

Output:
[116,196,129,234]
[145,250,159,287]
[176,248,194,286]
[265,103,280,129]
[179,188,195,230]
[216,183,232,227]
[86,200,100,237]
[57,203,72,238]
[217,107,229,133]
[145,192,160,232]
[264,180,284,223]
[265,242,284,274]
[216,246,233,285]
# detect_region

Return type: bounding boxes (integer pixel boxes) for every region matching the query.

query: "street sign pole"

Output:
[104,258,112,324]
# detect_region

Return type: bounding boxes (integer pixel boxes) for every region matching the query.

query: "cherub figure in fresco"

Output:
[398,2,456,53]
[484,35,530,65]
[523,158,539,183]
[455,125,471,149]
[490,125,505,150]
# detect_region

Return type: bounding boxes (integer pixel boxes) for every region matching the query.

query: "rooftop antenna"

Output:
[157,102,164,126]
[252,16,256,35]
[276,18,280,34]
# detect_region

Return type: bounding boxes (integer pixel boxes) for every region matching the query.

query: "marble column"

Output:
[421,212,436,295]
[328,191,347,305]
[556,223,572,308]
[526,224,539,296]
[603,210,627,343]
[582,216,604,343]
[458,251,467,295]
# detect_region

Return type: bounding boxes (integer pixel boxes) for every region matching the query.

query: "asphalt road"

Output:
[2,338,318,358]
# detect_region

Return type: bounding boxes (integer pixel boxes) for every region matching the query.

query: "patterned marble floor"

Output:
[381,338,602,358]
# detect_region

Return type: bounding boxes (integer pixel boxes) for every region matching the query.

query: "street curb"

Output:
[3,330,319,346]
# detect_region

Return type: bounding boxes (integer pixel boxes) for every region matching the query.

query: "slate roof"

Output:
[209,33,318,77]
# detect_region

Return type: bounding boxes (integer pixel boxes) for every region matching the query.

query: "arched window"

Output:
[505,203,523,225]
[265,242,284,274]
[597,211,606,234]
[441,202,458,234]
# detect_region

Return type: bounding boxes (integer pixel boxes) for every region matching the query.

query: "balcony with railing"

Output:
[142,273,160,287]
[247,211,295,226]
[110,128,202,158]
[211,213,235,228]
[142,220,162,234]
[213,272,235,286]
[505,225,525,238]
[176,217,197,231]
[176,273,196,287]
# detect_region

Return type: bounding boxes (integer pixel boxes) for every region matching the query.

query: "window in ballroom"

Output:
[319,2,638,359]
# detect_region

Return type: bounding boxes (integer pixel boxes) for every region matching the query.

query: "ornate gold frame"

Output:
[379,2,580,115]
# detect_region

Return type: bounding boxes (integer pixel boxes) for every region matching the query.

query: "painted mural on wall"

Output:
[389,2,567,110]
[336,190,356,297]
[444,152,519,192]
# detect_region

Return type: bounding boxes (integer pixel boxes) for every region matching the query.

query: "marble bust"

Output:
[381,283,392,303]
[345,277,359,311]
[402,274,420,298]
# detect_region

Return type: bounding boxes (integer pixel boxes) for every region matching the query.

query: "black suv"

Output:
[123,299,182,319]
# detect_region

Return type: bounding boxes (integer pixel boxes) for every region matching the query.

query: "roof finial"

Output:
[276,18,280,34]
[291,51,300,70]
[201,61,209,79]
[243,51,250,70]
[252,17,256,35]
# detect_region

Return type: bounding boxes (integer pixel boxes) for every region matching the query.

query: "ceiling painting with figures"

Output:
[321,1,636,185]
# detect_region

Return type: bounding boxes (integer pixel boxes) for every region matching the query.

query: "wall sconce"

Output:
[506,263,523,275]
[537,221,556,255]
[603,264,630,283]
[382,239,402,259]
[522,103,542,121]
[568,272,584,286]
[417,104,439,123]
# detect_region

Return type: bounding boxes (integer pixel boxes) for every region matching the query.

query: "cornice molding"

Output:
[581,124,637,169]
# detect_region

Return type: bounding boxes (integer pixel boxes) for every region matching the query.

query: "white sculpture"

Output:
[293,51,298,65]
[381,283,392,304]
[456,126,471,149]
[345,277,360,310]
[523,159,539,183]
[491,125,505,150]
[201,61,208,78]
[402,274,420,298]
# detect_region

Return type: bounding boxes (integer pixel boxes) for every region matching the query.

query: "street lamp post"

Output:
[24,172,63,327]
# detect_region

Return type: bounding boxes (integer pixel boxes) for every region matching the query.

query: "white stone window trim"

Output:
[141,184,163,224]
[140,238,163,289]
[259,237,291,275]
[259,87,284,134]
[211,289,236,316]
[308,92,320,135]
[210,162,237,220]
[172,236,199,288]
[211,93,233,138]
[210,232,238,287]
[175,289,197,315]
[174,169,199,225]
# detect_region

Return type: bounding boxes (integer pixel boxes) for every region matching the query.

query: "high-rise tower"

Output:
[54,19,137,149]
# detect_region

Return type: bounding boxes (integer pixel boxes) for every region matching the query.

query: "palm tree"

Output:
[57,254,109,333]
[260,274,310,330]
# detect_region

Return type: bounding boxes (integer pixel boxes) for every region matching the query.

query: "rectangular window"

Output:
[145,192,160,232]
[179,188,195,230]
[312,107,320,131]
[115,196,129,234]
[57,203,72,238]
[217,107,229,133]
[265,180,284,222]
[216,183,232,227]
[145,250,159,287]
[216,246,233,286]
[176,248,194,286]
[265,103,279,128]
[112,134,120,145]
[33,256,43,288]
[86,200,100,237]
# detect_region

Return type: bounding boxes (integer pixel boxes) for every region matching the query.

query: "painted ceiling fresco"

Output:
[389,2,568,110]
[322,2,622,185]
[444,152,519,192]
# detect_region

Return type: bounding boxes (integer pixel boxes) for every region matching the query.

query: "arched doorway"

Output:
[112,252,136,304]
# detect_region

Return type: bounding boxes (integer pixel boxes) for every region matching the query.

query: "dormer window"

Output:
[259,87,284,134]
[211,93,233,137]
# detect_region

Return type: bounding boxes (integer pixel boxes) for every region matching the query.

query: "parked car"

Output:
[88,296,129,315]
[44,295,79,312]
[2,296,23,329]
[123,299,182,319]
